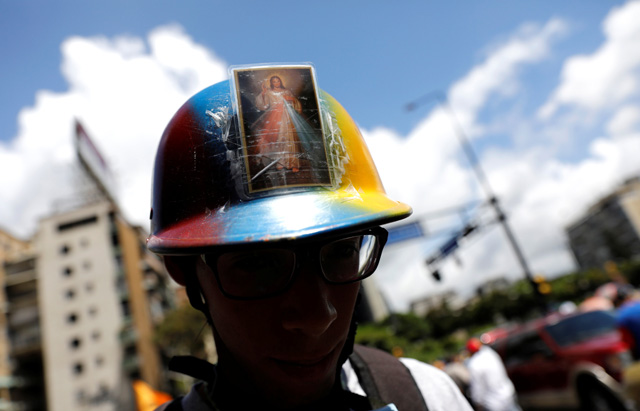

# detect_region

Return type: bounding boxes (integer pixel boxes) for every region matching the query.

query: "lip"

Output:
[270,345,339,381]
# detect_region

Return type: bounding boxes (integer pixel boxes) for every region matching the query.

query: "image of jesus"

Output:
[234,66,332,192]
[251,75,304,172]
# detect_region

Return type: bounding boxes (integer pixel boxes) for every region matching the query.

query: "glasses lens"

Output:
[320,234,379,283]
[215,249,295,298]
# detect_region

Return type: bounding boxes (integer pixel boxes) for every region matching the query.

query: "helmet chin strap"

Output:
[337,292,360,371]
[185,271,213,325]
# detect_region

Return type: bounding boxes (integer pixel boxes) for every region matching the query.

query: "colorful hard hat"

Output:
[147,64,411,266]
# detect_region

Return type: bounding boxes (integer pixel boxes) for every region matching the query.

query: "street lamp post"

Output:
[408,91,547,313]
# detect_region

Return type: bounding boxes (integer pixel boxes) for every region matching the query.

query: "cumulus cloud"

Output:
[607,104,640,135]
[3,4,640,313]
[0,25,227,238]
[450,18,567,124]
[368,3,640,311]
[365,18,572,309]
[538,1,640,119]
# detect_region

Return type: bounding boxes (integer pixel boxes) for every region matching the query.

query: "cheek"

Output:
[330,283,360,326]
[211,299,273,339]
[196,264,276,351]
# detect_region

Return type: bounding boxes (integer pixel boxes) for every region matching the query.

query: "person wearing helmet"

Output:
[465,338,520,411]
[149,64,472,410]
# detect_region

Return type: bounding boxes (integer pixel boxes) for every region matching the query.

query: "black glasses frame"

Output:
[201,226,388,300]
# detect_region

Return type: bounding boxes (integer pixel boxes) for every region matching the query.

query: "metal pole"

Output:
[412,92,547,312]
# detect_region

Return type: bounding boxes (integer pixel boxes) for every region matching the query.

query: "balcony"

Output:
[4,270,36,288]
[7,309,39,329]
[119,326,138,346]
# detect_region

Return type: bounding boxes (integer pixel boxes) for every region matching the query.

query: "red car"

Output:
[487,310,635,410]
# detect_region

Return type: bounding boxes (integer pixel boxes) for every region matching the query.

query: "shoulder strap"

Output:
[154,397,183,411]
[169,355,216,382]
[350,344,429,411]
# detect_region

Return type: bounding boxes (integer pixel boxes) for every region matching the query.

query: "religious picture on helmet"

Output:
[232,65,332,193]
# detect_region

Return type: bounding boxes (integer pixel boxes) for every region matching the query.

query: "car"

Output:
[487,310,636,411]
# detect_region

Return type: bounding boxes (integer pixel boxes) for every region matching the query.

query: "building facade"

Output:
[567,177,640,270]
[0,229,34,410]
[3,255,44,411]
[1,202,174,411]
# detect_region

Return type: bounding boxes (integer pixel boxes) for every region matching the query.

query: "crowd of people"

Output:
[432,281,640,410]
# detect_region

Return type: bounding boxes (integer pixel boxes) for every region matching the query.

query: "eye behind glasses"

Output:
[200,227,388,300]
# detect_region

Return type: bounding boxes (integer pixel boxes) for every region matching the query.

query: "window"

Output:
[545,311,617,347]
[60,244,71,255]
[121,300,131,317]
[63,266,74,277]
[65,289,76,300]
[70,337,82,350]
[67,313,79,324]
[72,362,84,375]
[91,330,101,341]
[58,215,98,231]
[504,331,552,367]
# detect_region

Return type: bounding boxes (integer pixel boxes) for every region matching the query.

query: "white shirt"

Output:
[466,346,520,411]
[172,356,475,410]
[343,357,474,410]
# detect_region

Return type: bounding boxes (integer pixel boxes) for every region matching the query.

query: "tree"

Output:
[154,304,209,359]
[385,312,432,342]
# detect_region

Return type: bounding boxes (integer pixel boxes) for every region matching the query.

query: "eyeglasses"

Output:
[201,227,388,300]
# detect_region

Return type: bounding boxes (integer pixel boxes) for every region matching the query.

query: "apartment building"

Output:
[0,229,34,410]
[567,177,640,270]
[2,201,174,411]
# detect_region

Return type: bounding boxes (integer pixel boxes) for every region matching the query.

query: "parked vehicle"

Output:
[487,310,635,411]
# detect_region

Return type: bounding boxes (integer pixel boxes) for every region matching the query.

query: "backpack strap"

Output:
[154,397,183,411]
[169,356,217,382]
[350,344,429,411]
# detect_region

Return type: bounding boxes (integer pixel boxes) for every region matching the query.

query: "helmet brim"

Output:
[147,189,411,254]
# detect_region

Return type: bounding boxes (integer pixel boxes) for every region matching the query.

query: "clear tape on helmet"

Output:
[227,63,351,202]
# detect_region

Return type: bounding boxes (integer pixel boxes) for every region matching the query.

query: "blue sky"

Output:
[2,1,640,310]
[0,1,621,140]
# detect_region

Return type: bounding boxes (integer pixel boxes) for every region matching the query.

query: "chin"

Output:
[266,380,334,410]
[260,360,338,409]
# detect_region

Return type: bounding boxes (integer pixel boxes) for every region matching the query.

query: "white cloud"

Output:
[607,104,640,135]
[450,18,567,124]
[365,18,572,310]
[3,4,640,315]
[538,1,640,119]
[369,3,640,311]
[0,25,227,238]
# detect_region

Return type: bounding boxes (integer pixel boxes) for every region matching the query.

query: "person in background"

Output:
[613,284,640,359]
[444,353,472,404]
[465,338,521,411]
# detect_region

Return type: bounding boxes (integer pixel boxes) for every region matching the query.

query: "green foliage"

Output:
[619,259,640,287]
[384,312,432,342]
[154,303,209,359]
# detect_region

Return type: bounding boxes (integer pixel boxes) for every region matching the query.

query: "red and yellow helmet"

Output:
[148,65,411,277]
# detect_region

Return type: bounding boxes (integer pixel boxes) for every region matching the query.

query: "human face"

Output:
[271,76,282,88]
[196,244,360,408]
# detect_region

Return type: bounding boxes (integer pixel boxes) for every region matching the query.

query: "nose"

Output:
[280,260,337,337]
